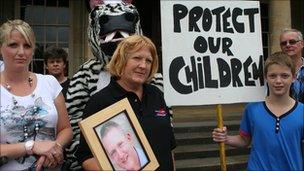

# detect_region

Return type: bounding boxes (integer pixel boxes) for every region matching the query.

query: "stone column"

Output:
[269,0,291,53]
[69,0,89,76]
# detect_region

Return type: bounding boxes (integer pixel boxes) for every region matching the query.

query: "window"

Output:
[20,0,69,74]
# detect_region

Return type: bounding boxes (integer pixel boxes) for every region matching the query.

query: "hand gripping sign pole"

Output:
[216,104,227,171]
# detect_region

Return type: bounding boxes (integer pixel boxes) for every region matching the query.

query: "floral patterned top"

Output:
[0,74,62,170]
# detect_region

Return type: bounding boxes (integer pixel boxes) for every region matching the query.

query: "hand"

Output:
[32,141,55,155]
[42,157,59,168]
[35,155,45,171]
[212,126,228,142]
[49,143,64,166]
[33,141,64,167]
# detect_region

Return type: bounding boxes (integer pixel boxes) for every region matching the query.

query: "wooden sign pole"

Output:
[216,104,227,171]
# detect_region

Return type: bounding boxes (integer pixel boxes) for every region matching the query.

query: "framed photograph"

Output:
[79,98,159,171]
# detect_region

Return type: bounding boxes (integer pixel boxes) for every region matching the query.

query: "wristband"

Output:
[56,142,63,148]
[24,140,34,155]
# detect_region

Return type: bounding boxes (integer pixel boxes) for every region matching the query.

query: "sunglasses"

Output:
[280,39,301,46]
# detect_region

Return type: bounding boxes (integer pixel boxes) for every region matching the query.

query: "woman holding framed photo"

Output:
[77,35,176,171]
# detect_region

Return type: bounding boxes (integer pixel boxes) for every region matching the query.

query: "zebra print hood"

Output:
[87,2,143,66]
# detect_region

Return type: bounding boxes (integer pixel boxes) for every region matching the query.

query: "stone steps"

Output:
[172,104,249,170]
[175,143,250,160]
[174,120,240,133]
[172,103,246,123]
[175,155,248,171]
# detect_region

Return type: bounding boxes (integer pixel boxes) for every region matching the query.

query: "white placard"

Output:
[161,0,266,106]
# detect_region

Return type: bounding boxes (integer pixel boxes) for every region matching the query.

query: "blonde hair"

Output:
[0,19,36,50]
[264,51,296,76]
[107,35,158,82]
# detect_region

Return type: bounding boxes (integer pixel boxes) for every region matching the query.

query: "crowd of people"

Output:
[0,1,303,171]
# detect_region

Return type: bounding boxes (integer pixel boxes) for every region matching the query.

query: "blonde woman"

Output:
[0,19,72,171]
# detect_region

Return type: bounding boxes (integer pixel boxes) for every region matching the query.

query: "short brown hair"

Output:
[44,46,68,64]
[264,51,296,76]
[107,35,158,82]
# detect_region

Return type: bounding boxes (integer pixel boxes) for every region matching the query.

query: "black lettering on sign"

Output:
[168,56,264,94]
[244,8,259,32]
[173,4,188,33]
[194,36,233,56]
[203,56,218,88]
[217,58,231,87]
[230,58,243,87]
[232,8,244,33]
[173,4,259,33]
[169,56,192,94]
[189,6,203,32]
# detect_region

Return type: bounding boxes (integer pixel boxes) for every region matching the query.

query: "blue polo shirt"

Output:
[240,101,304,170]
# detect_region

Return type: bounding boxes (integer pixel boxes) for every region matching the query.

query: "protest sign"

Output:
[161,1,265,106]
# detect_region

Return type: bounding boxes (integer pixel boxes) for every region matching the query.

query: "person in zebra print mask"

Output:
[64,1,164,170]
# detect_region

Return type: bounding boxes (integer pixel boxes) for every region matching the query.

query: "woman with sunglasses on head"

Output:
[280,28,304,103]
[0,19,72,171]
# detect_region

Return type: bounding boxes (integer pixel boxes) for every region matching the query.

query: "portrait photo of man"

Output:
[97,114,148,171]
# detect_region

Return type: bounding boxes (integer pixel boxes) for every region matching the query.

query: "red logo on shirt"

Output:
[155,108,167,117]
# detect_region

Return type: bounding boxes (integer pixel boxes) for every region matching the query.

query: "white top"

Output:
[0,60,4,72]
[0,74,62,170]
[96,70,111,91]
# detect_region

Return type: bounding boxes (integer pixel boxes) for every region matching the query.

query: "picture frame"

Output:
[79,98,159,171]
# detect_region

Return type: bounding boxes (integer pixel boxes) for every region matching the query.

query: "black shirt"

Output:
[76,77,176,171]
[60,78,70,100]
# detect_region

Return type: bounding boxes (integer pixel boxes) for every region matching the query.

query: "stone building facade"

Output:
[1,0,303,76]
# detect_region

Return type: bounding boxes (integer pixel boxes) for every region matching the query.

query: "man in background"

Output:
[44,46,70,100]
[280,28,304,102]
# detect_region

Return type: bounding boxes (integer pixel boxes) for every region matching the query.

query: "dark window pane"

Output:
[33,0,44,6]
[32,6,44,24]
[31,60,45,74]
[45,7,57,24]
[46,0,57,6]
[20,7,26,20]
[46,43,57,49]
[33,26,45,42]
[46,26,57,42]
[24,6,34,23]
[261,18,269,32]
[57,8,69,24]
[262,33,268,47]
[59,0,69,7]
[21,0,32,6]
[58,27,69,42]
[58,43,68,49]
[261,3,269,18]
[34,44,44,59]
[263,48,268,60]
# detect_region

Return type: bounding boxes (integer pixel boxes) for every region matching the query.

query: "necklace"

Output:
[3,74,39,141]
[4,75,33,91]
